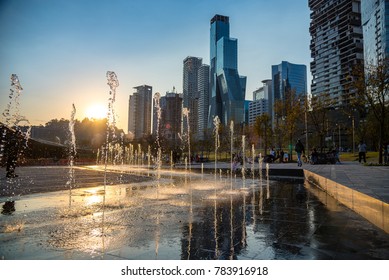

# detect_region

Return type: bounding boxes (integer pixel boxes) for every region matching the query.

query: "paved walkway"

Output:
[301,161,389,204]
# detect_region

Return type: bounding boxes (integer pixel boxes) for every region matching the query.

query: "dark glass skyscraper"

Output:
[208,14,246,128]
[271,61,307,125]
[272,61,307,101]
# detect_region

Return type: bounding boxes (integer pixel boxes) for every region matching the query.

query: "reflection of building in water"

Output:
[249,182,317,257]
[180,197,246,260]
[179,181,321,259]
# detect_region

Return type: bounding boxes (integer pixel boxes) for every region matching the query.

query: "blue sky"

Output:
[0,0,311,131]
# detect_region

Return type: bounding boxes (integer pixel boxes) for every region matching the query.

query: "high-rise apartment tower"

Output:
[183,56,202,137]
[309,0,364,106]
[197,64,210,140]
[128,85,152,139]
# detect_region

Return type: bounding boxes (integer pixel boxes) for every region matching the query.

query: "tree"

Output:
[352,59,389,164]
[307,93,336,151]
[253,113,272,154]
[274,89,304,160]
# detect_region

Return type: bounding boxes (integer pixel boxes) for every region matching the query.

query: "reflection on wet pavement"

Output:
[1,171,389,260]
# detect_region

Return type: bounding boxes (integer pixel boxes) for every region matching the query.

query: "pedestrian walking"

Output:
[295,139,305,167]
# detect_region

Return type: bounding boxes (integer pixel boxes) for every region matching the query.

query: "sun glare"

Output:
[85,104,107,120]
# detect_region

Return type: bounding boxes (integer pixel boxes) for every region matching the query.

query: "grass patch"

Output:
[340,152,379,163]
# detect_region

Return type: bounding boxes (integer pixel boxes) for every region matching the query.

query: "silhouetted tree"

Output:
[274,89,304,160]
[253,113,272,154]
[352,59,389,164]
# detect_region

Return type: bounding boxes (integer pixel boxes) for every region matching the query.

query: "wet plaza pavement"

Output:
[1,165,389,260]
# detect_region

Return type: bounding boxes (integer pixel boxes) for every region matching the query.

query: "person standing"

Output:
[358,141,367,163]
[295,139,305,167]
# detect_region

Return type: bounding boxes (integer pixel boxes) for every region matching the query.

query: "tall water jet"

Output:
[100,71,119,257]
[259,154,263,182]
[1,74,30,198]
[153,92,163,258]
[104,71,119,188]
[213,116,220,176]
[148,145,152,172]
[66,104,77,207]
[182,108,191,172]
[153,92,162,175]
[230,120,234,175]
[119,132,125,165]
[138,144,142,167]
[266,163,270,199]
[241,135,246,180]
[1,74,24,129]
[251,144,255,179]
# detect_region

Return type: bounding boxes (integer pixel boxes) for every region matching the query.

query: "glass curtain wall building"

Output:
[271,61,307,126]
[362,0,389,65]
[208,14,246,128]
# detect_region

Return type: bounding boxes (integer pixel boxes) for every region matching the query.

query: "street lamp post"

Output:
[352,116,355,155]
[349,114,355,155]
[300,95,309,155]
[338,123,341,149]
[305,108,308,155]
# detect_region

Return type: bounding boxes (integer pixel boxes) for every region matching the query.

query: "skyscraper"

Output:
[197,64,210,140]
[153,91,183,145]
[128,85,152,139]
[183,56,202,137]
[248,99,268,126]
[362,0,389,65]
[208,14,246,128]
[271,61,307,125]
[309,0,364,106]
[272,61,307,101]
[249,79,272,126]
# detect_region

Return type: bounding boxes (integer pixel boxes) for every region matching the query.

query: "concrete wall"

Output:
[304,170,389,234]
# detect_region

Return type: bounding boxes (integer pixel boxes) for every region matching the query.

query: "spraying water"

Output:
[104,71,119,191]
[153,92,162,173]
[213,116,220,176]
[66,104,77,207]
[1,74,30,165]
[101,71,119,256]
[259,154,263,182]
[251,144,255,178]
[182,108,191,172]
[230,120,234,175]
[1,74,30,200]
[241,135,246,179]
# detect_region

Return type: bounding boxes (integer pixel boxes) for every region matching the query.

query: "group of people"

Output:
[266,148,288,163]
[294,139,343,166]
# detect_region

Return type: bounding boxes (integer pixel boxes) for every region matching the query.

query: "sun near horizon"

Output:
[84,103,107,120]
